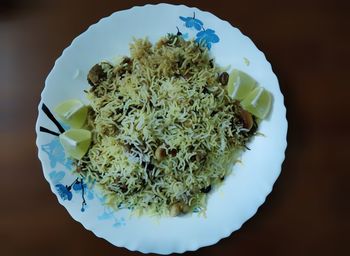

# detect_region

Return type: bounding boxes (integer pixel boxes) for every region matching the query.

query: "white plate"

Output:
[36,3,287,254]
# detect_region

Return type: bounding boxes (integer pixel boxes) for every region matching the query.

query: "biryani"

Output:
[76,34,257,216]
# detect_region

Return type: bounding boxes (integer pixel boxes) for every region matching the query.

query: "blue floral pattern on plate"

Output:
[49,170,65,184]
[178,12,220,49]
[54,178,89,211]
[41,135,93,212]
[179,15,203,30]
[195,29,220,49]
[55,184,73,201]
[41,138,72,169]
[98,207,126,228]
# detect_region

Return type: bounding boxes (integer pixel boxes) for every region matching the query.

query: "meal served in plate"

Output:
[52,34,271,216]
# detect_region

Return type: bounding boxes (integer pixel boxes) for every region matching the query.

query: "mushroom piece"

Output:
[114,57,133,77]
[170,149,177,157]
[218,72,229,86]
[120,184,128,193]
[239,109,254,131]
[155,146,167,161]
[87,64,106,86]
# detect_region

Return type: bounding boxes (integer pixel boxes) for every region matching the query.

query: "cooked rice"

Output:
[77,35,256,216]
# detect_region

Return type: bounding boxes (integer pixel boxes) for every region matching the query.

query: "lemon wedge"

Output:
[227,69,258,100]
[241,87,272,119]
[59,129,91,160]
[54,99,88,128]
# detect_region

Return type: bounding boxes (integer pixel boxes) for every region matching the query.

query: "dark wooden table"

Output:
[1,0,349,255]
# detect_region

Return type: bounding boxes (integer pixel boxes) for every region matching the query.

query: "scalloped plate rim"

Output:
[35,3,288,254]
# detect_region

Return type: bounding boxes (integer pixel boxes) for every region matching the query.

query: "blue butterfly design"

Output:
[195,29,220,49]
[72,180,86,191]
[98,208,115,220]
[113,217,126,228]
[73,180,94,200]
[98,209,126,228]
[55,184,72,201]
[41,138,72,169]
[179,16,203,31]
[49,170,65,184]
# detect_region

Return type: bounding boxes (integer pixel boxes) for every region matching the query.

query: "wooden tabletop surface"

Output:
[1,0,349,255]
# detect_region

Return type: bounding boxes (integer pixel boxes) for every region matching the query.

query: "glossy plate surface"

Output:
[36,4,287,254]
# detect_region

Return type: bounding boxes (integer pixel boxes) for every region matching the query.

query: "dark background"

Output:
[1,0,349,255]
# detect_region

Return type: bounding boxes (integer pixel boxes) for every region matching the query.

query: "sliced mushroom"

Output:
[218,72,229,86]
[114,57,133,77]
[155,146,166,161]
[239,109,254,130]
[120,184,128,193]
[87,64,106,86]
[170,149,177,157]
